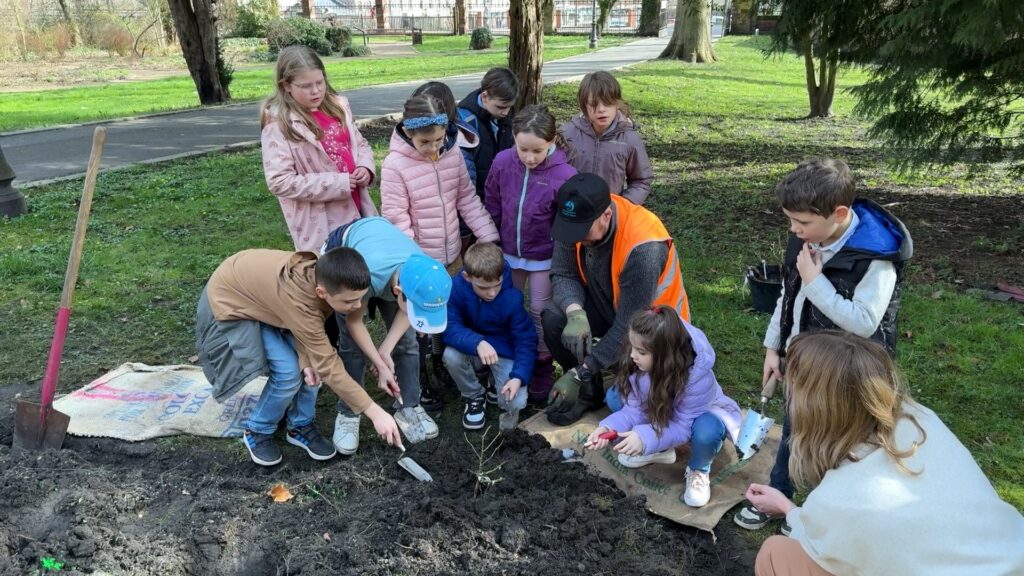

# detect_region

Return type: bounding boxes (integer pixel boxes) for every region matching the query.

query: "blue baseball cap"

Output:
[399,254,452,334]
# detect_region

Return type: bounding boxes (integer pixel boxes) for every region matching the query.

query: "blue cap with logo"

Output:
[399,254,452,334]
[551,173,612,243]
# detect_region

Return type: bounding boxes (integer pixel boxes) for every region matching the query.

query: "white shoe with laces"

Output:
[617,448,677,468]
[683,467,711,507]
[413,405,439,439]
[332,413,360,455]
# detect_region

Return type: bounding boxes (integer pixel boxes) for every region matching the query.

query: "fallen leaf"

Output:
[904,330,913,339]
[188,355,199,363]
[268,484,294,503]
[323,532,332,542]
[931,290,943,299]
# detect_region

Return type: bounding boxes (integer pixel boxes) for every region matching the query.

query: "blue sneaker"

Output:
[243,429,282,466]
[286,424,337,461]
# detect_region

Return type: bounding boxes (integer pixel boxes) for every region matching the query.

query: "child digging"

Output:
[443,242,537,433]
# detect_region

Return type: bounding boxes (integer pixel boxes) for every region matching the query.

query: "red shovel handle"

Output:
[598,430,618,441]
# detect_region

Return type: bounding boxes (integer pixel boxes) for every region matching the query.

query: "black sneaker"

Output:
[733,502,772,530]
[286,424,337,461]
[243,429,282,466]
[780,521,792,537]
[432,354,457,389]
[463,395,487,430]
[420,381,444,413]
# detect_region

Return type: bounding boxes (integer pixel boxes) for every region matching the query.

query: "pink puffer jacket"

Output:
[261,95,377,252]
[380,128,498,265]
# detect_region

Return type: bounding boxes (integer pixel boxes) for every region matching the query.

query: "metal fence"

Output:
[309,0,728,36]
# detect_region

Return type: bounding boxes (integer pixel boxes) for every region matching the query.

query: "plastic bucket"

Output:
[746,264,783,314]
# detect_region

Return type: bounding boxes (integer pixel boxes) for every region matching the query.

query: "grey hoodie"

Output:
[559,112,654,205]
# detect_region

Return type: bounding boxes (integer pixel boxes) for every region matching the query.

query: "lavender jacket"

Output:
[484,147,577,261]
[559,112,653,205]
[600,321,741,456]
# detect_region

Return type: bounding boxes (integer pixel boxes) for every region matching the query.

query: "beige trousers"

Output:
[755,536,835,576]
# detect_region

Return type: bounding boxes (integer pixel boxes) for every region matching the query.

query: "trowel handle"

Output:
[760,375,779,402]
[598,430,618,441]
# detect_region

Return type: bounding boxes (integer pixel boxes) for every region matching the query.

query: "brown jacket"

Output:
[205,249,372,413]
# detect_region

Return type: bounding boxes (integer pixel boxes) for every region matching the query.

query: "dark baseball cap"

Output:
[551,173,612,243]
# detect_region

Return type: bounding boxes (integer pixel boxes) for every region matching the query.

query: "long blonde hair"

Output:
[785,331,926,488]
[260,45,346,142]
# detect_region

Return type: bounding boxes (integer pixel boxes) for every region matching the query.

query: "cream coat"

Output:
[261,95,377,252]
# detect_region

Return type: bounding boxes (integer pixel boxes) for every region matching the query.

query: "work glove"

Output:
[560,309,592,363]
[547,369,603,427]
[548,370,581,407]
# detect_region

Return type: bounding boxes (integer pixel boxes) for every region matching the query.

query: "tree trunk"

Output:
[374,0,386,29]
[454,0,466,34]
[637,0,660,36]
[509,0,544,108]
[160,0,176,45]
[659,0,716,63]
[597,0,617,36]
[300,0,312,18]
[802,38,836,118]
[56,0,82,46]
[542,0,554,34]
[166,0,230,104]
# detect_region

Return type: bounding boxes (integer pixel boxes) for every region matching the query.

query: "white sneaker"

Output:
[683,467,711,507]
[413,405,439,439]
[332,413,360,455]
[395,407,434,444]
[617,448,677,468]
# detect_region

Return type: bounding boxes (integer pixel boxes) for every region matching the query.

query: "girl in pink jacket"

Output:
[260,46,377,252]
[380,93,499,271]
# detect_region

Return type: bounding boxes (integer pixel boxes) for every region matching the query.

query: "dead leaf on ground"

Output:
[904,330,913,339]
[188,355,199,363]
[268,484,294,503]
[323,532,332,542]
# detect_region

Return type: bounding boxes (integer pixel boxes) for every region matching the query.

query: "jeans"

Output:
[689,412,728,473]
[246,324,319,434]
[335,297,420,416]
[605,387,625,412]
[768,406,795,498]
[442,347,527,413]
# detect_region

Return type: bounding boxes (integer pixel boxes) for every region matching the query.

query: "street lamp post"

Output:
[588,0,598,48]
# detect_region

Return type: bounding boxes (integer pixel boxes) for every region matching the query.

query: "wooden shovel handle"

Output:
[60,127,106,308]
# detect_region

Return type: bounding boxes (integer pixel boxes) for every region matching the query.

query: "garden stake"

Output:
[12,127,106,451]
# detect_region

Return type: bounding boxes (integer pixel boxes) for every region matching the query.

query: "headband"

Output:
[403,113,448,130]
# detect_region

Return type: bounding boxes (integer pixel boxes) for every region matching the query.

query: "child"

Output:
[195,247,402,466]
[260,45,377,252]
[559,71,653,205]
[734,157,914,532]
[458,67,519,198]
[585,306,741,508]
[413,81,479,154]
[484,104,577,402]
[442,242,537,432]
[321,217,452,453]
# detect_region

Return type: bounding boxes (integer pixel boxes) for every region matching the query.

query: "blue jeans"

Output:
[769,406,795,498]
[246,324,319,434]
[606,395,728,474]
[442,347,527,412]
[335,297,421,416]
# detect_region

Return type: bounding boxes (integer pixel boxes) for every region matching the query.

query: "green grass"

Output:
[1,34,1021,525]
[0,35,627,132]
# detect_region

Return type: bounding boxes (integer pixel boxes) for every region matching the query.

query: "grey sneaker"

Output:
[287,424,337,461]
[395,407,428,443]
[243,429,282,466]
[498,408,519,433]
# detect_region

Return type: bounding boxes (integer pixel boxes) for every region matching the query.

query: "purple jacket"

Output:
[484,147,577,261]
[600,321,741,456]
[559,112,653,205]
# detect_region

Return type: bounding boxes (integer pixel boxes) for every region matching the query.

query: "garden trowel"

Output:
[736,376,778,460]
[396,446,433,482]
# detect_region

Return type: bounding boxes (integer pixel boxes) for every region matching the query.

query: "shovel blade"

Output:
[12,401,70,451]
[736,408,774,460]
[397,456,433,482]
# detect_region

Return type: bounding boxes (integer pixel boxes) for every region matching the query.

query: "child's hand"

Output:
[584,426,611,450]
[763,349,783,389]
[365,403,404,449]
[796,242,823,284]
[501,378,521,401]
[302,367,321,387]
[477,341,498,365]
[745,483,796,518]
[613,430,645,456]
[376,365,401,402]
[351,167,372,187]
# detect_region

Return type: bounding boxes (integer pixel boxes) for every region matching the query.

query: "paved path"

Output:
[2,37,667,186]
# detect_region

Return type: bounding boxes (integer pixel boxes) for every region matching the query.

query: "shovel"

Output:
[12,127,106,451]
[736,376,778,460]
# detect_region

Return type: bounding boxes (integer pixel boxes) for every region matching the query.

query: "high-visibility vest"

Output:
[574,195,690,321]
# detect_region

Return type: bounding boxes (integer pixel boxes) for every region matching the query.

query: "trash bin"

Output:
[411,28,423,45]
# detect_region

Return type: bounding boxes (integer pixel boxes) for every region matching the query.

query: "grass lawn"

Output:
[1,33,1021,539]
[0,35,627,132]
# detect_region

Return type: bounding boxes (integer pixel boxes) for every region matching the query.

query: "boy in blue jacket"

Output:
[443,242,537,432]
